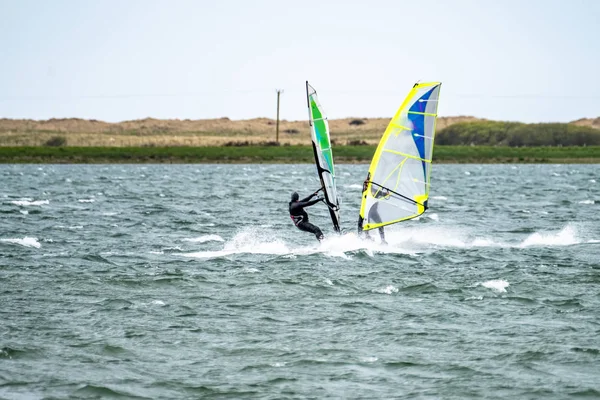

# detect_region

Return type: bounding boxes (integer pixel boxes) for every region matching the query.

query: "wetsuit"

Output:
[357,212,386,242]
[289,193,324,241]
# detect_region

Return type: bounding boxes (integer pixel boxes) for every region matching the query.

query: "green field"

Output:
[1,145,600,164]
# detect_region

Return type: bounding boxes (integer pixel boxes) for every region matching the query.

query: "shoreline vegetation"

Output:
[1,116,599,163]
[1,145,600,164]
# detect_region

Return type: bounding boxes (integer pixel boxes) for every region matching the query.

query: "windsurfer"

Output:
[358,173,387,244]
[289,191,325,241]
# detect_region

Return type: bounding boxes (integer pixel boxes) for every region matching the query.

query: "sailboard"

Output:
[359,81,442,231]
[306,81,341,233]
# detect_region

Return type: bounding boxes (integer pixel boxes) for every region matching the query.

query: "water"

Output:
[1,164,599,399]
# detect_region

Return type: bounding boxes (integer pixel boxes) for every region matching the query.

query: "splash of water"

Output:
[481,279,509,293]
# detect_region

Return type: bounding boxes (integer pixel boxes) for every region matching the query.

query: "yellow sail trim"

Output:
[382,149,431,163]
[364,193,428,230]
[408,111,437,117]
[360,82,441,221]
[389,123,413,133]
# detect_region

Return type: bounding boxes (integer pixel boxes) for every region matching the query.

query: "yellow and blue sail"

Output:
[306,81,341,232]
[359,82,441,230]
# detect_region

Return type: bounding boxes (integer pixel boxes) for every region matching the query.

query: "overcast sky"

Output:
[1,0,599,122]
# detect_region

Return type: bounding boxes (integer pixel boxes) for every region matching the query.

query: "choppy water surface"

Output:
[1,164,599,399]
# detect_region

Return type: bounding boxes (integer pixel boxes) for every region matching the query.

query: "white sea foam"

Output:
[346,184,363,189]
[56,225,83,230]
[385,224,587,249]
[427,213,439,221]
[181,228,416,260]
[590,179,596,183]
[464,171,471,175]
[182,235,225,243]
[388,226,466,248]
[471,238,498,247]
[152,300,166,306]
[465,296,484,301]
[11,199,49,206]
[578,200,595,205]
[78,199,95,203]
[20,210,28,215]
[519,225,579,247]
[179,223,590,260]
[270,362,286,367]
[360,356,378,363]
[1,237,41,248]
[480,279,509,293]
[182,228,290,259]
[432,196,448,201]
[373,285,399,295]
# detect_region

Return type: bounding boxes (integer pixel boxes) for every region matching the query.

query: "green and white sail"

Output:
[306,81,340,232]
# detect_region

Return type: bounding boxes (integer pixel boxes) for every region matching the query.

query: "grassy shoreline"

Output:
[1,145,600,164]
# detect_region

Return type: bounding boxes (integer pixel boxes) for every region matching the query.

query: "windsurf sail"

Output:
[359,82,442,230]
[306,81,341,233]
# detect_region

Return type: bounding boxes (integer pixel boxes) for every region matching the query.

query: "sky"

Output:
[1,0,599,123]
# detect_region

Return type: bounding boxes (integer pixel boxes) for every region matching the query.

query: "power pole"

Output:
[276,89,283,143]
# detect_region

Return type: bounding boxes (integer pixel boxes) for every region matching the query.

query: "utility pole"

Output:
[276,89,283,143]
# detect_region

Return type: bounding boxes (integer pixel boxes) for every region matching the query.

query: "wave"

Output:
[182,234,224,243]
[1,237,41,248]
[78,199,95,203]
[178,223,597,260]
[480,279,509,293]
[519,225,580,247]
[578,200,595,205]
[56,225,84,230]
[372,285,399,295]
[11,199,49,206]
[180,227,416,260]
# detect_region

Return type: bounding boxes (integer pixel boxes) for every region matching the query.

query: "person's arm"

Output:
[297,198,322,208]
[300,191,318,203]
[373,188,390,199]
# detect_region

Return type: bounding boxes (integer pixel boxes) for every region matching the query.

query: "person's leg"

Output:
[298,221,324,241]
[379,227,387,244]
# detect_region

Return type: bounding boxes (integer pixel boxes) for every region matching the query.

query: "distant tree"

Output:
[45,136,67,146]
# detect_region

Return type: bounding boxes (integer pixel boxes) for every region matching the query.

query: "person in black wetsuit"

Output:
[289,191,325,241]
[357,173,387,244]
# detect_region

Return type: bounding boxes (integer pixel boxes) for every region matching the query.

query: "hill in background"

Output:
[0,116,599,147]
